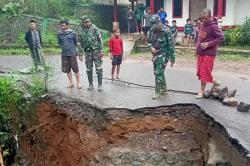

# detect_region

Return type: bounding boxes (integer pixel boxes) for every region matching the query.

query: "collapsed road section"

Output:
[16,96,250,166]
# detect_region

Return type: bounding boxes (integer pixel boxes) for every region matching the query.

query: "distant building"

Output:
[93,0,250,30]
[141,0,250,29]
[93,0,130,5]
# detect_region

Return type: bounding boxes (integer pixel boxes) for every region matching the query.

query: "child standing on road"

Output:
[170,20,178,45]
[192,20,199,44]
[109,28,124,80]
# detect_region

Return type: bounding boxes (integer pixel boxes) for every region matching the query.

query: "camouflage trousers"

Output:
[153,53,167,94]
[85,50,103,75]
[30,47,45,69]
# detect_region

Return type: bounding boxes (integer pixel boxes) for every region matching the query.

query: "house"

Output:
[140,0,250,29]
[93,0,130,5]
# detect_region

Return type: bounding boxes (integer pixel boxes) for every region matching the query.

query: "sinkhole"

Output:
[16,97,250,166]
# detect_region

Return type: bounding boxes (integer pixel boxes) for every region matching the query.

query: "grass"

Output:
[221,45,250,50]
[0,47,61,56]
[0,46,110,56]
[133,46,250,62]
[176,48,250,62]
[217,52,250,62]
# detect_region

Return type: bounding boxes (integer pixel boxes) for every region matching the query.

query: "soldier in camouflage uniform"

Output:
[78,16,104,91]
[148,14,175,99]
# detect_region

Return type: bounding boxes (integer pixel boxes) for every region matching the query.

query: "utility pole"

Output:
[129,0,135,11]
[114,0,118,22]
[113,0,119,30]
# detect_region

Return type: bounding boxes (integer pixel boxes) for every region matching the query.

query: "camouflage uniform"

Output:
[148,15,175,99]
[78,16,104,91]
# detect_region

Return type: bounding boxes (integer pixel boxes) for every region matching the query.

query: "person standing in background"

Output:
[134,1,146,36]
[170,20,178,45]
[157,7,167,25]
[142,7,153,45]
[127,6,136,41]
[25,19,45,71]
[183,18,193,47]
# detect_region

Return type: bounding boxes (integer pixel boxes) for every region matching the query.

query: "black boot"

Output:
[97,72,103,91]
[87,71,93,91]
[237,102,250,112]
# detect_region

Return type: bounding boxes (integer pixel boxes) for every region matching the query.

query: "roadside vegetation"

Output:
[0,75,47,165]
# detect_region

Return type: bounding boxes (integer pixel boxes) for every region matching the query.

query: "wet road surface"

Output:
[1,55,250,156]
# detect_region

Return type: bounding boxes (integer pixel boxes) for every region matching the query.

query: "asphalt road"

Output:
[1,55,250,157]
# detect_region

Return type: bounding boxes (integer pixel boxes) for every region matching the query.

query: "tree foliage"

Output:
[23,0,89,18]
[0,0,23,21]
[224,18,250,46]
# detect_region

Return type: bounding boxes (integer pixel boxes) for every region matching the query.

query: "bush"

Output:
[224,18,250,46]
[15,32,58,47]
[0,75,48,164]
[15,32,26,46]
[0,1,23,21]
[241,18,250,45]
[42,32,58,47]
[0,78,22,163]
[224,27,243,46]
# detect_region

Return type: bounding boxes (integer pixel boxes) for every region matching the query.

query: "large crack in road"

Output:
[16,96,250,166]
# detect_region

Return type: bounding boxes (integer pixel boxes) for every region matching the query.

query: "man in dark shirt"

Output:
[25,19,44,71]
[57,20,82,89]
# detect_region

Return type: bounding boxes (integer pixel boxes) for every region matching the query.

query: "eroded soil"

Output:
[17,97,250,166]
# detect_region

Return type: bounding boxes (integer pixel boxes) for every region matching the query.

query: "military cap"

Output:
[150,14,161,25]
[81,15,90,22]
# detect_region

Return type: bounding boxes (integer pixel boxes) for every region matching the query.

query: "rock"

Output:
[211,86,230,100]
[219,89,237,101]
[23,93,32,100]
[222,97,239,107]
[204,90,211,98]
[218,86,229,101]
[131,161,143,166]
[227,90,237,98]
[237,102,250,112]
[213,80,221,87]
[134,152,149,162]
[177,150,202,161]
[147,153,164,165]
[120,152,134,164]
[166,152,178,164]
[211,86,220,99]
[162,146,168,151]
[93,154,100,162]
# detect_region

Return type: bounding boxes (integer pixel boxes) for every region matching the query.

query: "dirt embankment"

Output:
[17,96,250,166]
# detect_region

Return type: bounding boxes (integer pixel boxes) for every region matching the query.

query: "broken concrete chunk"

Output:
[211,91,219,99]
[220,89,237,101]
[237,102,250,112]
[222,97,239,107]
[227,90,237,98]
[204,90,211,98]
[218,86,229,101]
